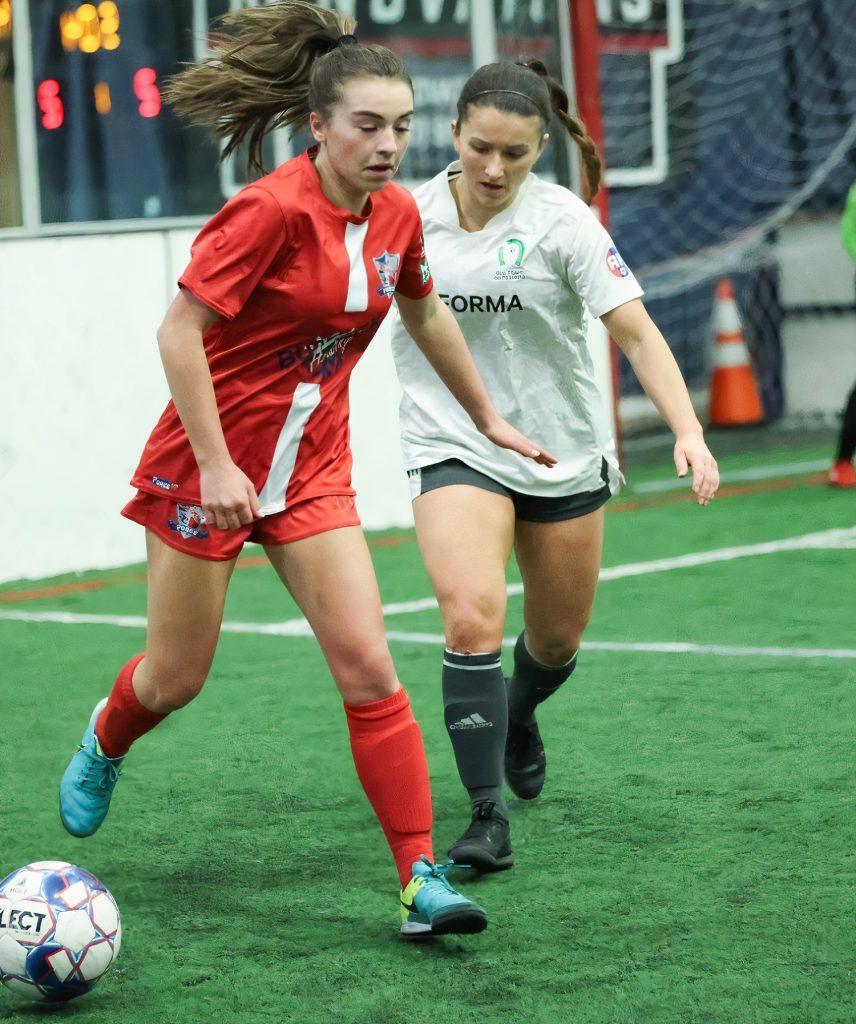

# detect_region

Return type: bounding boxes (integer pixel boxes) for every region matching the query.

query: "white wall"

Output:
[1,232,171,584]
[0,229,413,584]
[777,218,856,415]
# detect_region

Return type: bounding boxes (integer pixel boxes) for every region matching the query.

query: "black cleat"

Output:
[448,800,514,872]
[505,716,546,800]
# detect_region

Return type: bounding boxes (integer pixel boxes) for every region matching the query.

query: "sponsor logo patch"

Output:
[440,293,523,313]
[449,713,494,730]
[276,315,383,380]
[606,246,630,278]
[151,475,179,492]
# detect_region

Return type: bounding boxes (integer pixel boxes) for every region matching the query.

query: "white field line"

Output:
[1,526,853,661]
[631,459,828,494]
[390,526,856,604]
[384,633,856,660]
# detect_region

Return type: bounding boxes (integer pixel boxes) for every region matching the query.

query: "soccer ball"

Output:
[0,861,121,1002]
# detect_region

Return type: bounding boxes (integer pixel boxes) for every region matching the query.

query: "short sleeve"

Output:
[178,185,287,320]
[393,204,434,301]
[565,205,644,319]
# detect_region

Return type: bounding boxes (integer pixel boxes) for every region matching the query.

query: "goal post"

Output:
[568,0,624,464]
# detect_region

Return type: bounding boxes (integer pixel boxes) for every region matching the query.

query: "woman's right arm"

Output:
[156,288,260,529]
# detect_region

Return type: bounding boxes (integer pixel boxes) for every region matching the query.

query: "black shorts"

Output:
[408,459,611,523]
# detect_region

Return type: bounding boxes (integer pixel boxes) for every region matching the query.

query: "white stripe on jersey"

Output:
[257,381,322,515]
[343,221,370,312]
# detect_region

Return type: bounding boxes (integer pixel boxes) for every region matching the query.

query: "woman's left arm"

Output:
[601,298,719,505]
[395,290,556,467]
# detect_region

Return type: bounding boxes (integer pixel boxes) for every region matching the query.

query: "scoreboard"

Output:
[30,0,222,223]
[22,0,576,224]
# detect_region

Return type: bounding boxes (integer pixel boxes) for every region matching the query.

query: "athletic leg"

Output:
[507,507,604,798]
[60,533,235,836]
[412,484,516,869]
[267,527,428,878]
[829,380,856,487]
[265,527,485,933]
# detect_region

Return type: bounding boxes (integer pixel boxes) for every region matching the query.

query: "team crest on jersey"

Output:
[495,238,527,281]
[606,246,630,278]
[167,503,208,540]
[498,238,525,267]
[372,250,401,296]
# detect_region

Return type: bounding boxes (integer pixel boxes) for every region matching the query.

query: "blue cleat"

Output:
[59,699,124,837]
[399,857,487,936]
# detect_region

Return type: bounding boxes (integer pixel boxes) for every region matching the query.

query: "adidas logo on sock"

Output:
[449,713,493,730]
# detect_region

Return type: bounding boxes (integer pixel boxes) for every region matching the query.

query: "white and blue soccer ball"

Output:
[0,861,121,1002]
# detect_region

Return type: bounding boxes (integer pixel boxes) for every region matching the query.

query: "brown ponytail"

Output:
[517,58,601,202]
[456,59,602,203]
[164,1,411,177]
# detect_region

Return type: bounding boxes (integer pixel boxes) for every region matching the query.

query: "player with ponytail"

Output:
[59,4,554,937]
[391,59,719,871]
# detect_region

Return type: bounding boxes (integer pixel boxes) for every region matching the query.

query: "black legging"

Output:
[836,381,856,463]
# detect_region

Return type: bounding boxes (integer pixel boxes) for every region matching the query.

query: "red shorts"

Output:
[121,490,361,561]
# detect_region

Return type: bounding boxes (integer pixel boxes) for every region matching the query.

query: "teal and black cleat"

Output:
[59,699,124,837]
[399,857,488,936]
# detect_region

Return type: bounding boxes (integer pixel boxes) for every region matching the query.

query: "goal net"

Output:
[587,0,856,423]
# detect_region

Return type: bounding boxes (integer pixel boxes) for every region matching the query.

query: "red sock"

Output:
[95,654,167,759]
[344,686,434,886]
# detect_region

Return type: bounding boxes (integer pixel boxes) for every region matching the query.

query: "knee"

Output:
[525,629,582,667]
[138,657,208,713]
[443,594,505,653]
[331,644,398,704]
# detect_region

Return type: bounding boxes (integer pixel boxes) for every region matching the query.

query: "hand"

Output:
[199,461,262,530]
[674,434,719,506]
[480,416,557,468]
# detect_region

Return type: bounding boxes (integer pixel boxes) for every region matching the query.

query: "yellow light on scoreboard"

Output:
[94,81,112,114]
[60,2,120,53]
[0,0,12,40]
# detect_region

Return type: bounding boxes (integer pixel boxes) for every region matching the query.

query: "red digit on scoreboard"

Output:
[133,67,161,118]
[36,79,65,130]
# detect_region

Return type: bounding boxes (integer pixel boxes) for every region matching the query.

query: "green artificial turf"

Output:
[1,436,853,1023]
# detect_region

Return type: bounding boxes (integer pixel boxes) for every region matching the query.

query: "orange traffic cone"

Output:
[708,278,764,426]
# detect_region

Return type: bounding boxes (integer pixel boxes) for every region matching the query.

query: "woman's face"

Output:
[310,76,413,199]
[453,104,547,214]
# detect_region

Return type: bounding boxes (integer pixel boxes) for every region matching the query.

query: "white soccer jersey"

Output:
[391,162,644,497]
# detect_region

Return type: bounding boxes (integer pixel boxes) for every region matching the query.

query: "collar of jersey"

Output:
[300,146,373,225]
[439,160,532,233]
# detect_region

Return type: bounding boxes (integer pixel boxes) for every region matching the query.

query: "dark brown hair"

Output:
[455,59,601,202]
[165,1,412,176]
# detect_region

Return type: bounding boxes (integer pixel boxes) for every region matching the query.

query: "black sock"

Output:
[508,631,578,724]
[443,649,508,817]
[836,384,856,463]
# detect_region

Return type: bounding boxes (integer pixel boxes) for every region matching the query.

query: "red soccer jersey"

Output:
[131,148,433,514]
